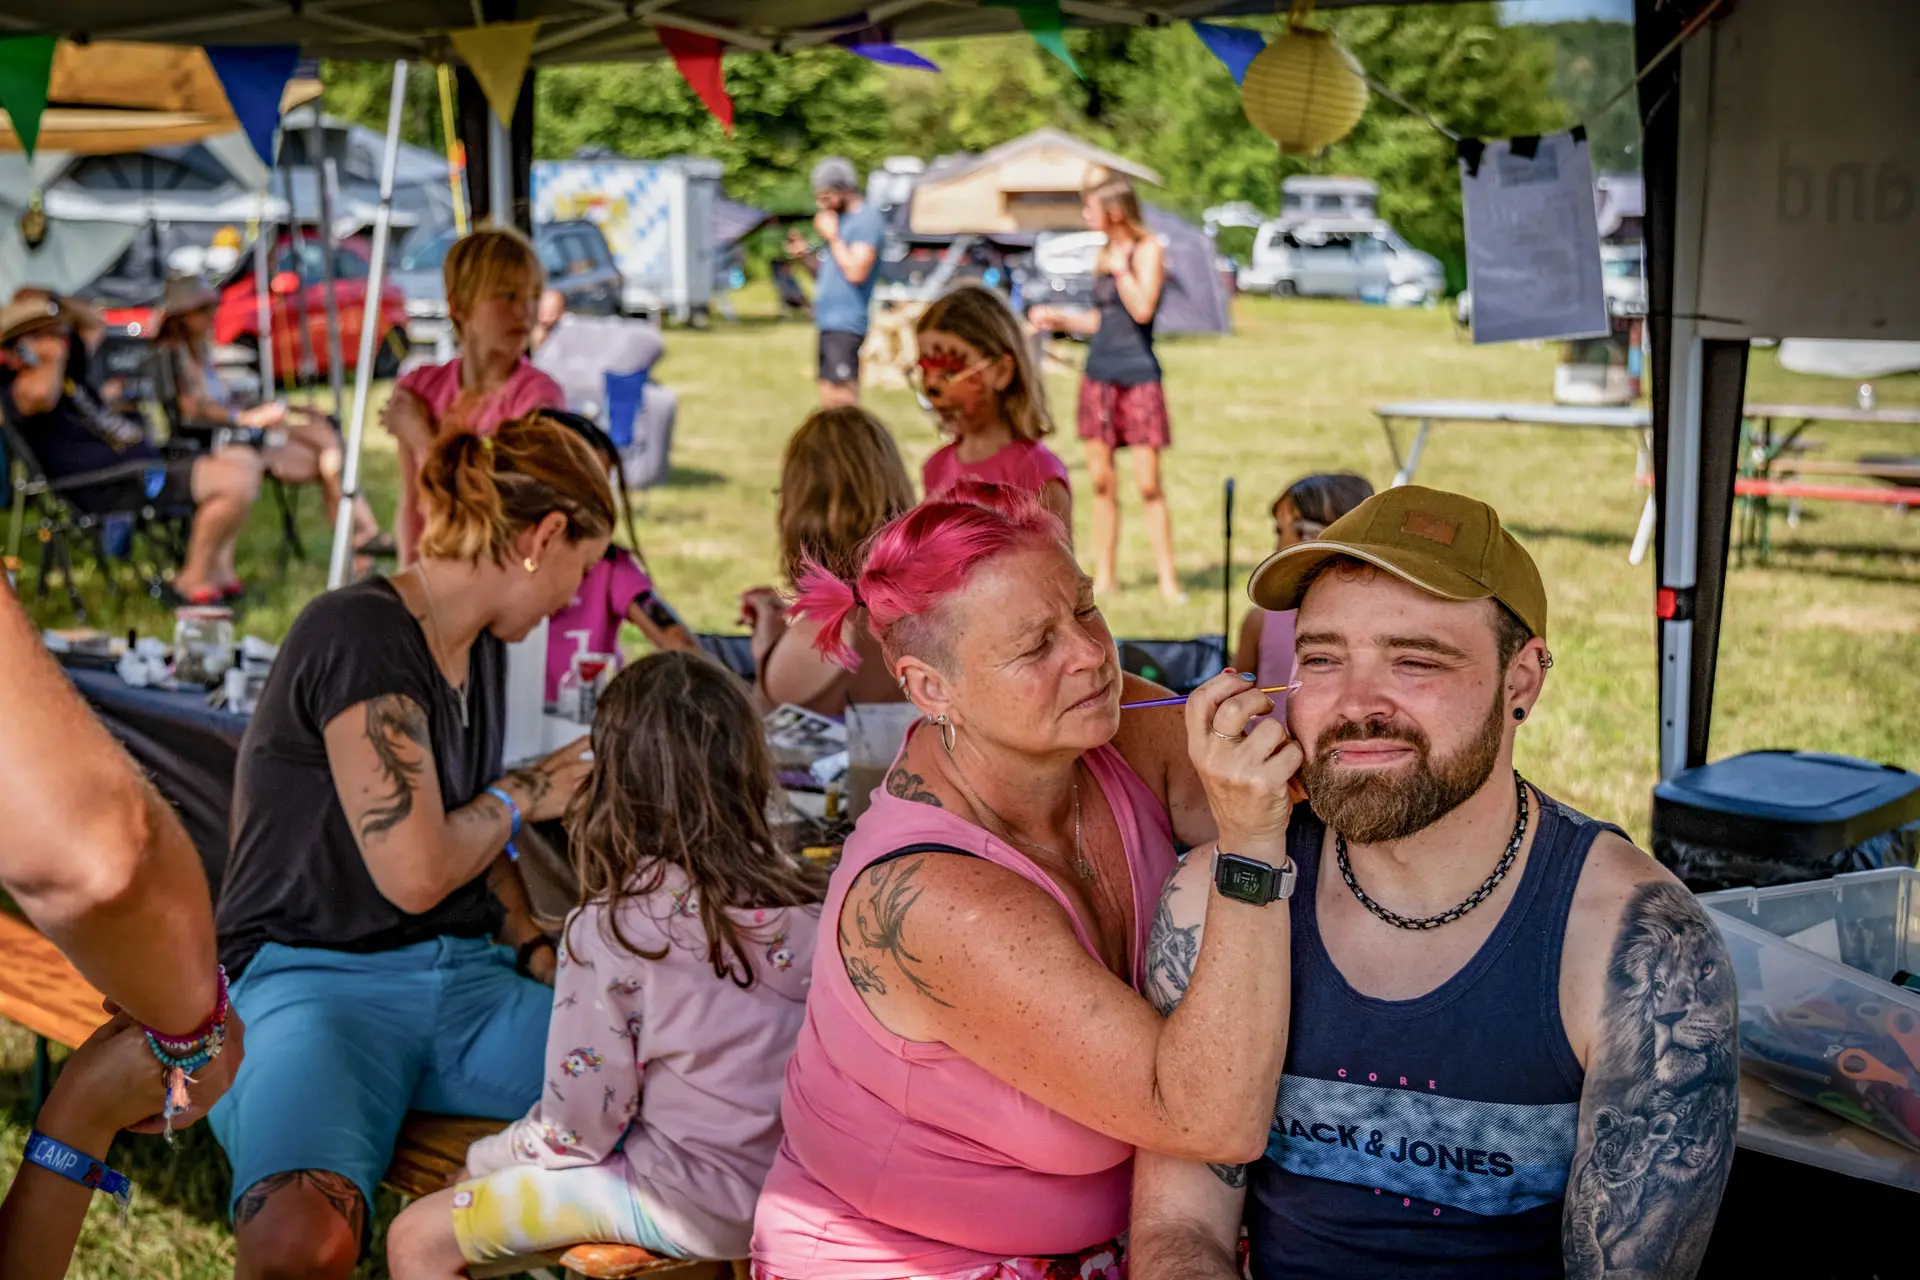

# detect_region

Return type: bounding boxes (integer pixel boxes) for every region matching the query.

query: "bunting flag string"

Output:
[657,26,734,134]
[205,44,302,163]
[0,34,57,158]
[447,19,542,126]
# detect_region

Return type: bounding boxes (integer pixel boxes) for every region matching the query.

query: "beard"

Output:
[1301,692,1507,845]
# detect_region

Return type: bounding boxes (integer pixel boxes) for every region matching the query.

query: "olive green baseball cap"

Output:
[1246,485,1547,640]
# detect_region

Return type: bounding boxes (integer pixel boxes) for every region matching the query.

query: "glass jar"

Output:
[172,606,235,687]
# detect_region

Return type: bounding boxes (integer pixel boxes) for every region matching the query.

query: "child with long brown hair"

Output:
[381,226,566,566]
[387,650,827,1277]
[914,283,1074,530]
[738,405,916,716]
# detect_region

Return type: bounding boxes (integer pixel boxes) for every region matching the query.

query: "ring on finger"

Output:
[1210,725,1248,743]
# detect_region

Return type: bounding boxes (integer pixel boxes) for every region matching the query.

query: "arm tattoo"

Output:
[1209,1161,1250,1188]
[840,855,951,1006]
[1147,880,1246,1189]
[1145,882,1201,1016]
[234,1169,365,1245]
[359,694,428,840]
[884,765,943,808]
[1563,881,1738,1280]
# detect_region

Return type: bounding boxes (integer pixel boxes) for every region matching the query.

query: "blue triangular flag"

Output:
[837,38,940,72]
[204,44,301,164]
[1190,20,1266,86]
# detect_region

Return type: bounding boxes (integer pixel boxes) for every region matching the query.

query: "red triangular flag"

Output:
[657,26,732,134]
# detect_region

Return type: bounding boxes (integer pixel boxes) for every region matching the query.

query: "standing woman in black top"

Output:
[210,413,614,1278]
[1031,168,1177,601]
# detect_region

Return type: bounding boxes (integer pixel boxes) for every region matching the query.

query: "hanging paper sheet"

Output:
[1459,130,1609,345]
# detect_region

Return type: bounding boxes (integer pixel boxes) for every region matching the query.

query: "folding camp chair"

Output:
[0,416,188,620]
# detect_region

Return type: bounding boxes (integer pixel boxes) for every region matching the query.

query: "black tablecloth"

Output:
[63,663,243,896]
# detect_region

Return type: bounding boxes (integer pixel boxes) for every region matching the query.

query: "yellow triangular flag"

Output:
[448,20,541,126]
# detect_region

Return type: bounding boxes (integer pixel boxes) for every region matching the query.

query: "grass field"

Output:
[6,290,1919,1275]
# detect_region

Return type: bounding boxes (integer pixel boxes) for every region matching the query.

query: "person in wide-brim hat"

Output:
[154,273,392,565]
[0,291,77,348]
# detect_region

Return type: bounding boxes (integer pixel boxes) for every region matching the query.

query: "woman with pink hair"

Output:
[751,482,1302,1279]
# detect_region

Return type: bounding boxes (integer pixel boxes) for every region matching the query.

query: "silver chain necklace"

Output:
[1335,772,1529,931]
[411,566,470,729]
[948,761,1093,883]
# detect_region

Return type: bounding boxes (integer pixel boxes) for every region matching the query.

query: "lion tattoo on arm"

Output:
[1564,880,1738,1280]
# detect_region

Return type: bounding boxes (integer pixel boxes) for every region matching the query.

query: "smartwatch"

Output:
[1213,850,1296,905]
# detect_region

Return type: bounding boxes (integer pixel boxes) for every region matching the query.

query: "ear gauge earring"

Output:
[523,557,539,574]
[1513,707,1527,722]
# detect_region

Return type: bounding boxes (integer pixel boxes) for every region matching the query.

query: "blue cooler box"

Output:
[1653,750,1920,893]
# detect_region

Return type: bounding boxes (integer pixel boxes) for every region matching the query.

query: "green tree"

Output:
[318,60,445,150]
[1534,19,1641,173]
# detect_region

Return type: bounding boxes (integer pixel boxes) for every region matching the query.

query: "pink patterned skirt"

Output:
[755,1236,1125,1280]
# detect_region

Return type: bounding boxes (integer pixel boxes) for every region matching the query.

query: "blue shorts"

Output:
[209,936,549,1222]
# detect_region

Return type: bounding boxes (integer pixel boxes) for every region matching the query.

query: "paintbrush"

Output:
[1120,682,1301,710]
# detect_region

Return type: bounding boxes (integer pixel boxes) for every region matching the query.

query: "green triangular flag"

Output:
[0,35,56,158]
[989,1,1082,80]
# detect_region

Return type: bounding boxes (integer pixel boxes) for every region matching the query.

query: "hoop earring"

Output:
[523,557,539,574]
[935,713,955,755]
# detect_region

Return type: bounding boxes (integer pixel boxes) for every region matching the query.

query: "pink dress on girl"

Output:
[394,356,565,550]
[922,439,1070,503]
[751,728,1177,1280]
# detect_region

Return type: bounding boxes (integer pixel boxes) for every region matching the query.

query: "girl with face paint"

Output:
[915,285,1074,537]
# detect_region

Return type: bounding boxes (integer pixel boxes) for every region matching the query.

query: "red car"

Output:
[107,234,410,382]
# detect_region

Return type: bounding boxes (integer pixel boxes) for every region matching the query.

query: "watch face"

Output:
[1218,856,1274,903]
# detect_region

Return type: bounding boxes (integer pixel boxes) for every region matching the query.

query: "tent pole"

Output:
[488,109,511,229]
[251,193,276,394]
[310,114,349,419]
[329,61,410,589]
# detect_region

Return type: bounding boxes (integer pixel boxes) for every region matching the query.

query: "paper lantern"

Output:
[1240,26,1369,156]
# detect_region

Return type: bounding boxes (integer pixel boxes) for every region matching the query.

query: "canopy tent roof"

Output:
[0,41,319,154]
[9,2,1411,64]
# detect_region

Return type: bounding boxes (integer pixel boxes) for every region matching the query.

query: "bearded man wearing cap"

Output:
[1,290,263,605]
[790,156,883,407]
[1130,486,1737,1280]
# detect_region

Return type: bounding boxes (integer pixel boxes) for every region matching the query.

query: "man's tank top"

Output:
[1246,787,1622,1279]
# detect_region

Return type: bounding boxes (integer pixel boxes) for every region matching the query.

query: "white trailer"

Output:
[531,156,721,323]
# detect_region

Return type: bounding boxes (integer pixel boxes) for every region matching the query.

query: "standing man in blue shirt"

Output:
[800,157,883,407]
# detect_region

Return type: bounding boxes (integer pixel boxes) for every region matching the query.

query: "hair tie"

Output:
[479,435,494,453]
[851,585,867,609]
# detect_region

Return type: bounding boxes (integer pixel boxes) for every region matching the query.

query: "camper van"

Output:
[1278,176,1379,226]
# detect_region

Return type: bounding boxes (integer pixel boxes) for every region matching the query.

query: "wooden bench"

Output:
[0,913,736,1280]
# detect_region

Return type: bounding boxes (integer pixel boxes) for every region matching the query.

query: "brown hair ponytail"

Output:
[417,412,616,564]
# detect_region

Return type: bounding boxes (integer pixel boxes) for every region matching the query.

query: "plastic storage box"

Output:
[1653,750,1920,892]
[1700,867,1920,1151]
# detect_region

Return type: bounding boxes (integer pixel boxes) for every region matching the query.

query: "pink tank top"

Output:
[751,735,1178,1279]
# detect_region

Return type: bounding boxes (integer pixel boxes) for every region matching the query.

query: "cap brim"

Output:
[1247,539,1494,613]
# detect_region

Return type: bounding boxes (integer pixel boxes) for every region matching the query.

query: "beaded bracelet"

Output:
[141,965,230,1139]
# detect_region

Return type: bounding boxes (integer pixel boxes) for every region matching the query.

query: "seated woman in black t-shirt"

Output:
[209,412,616,1277]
